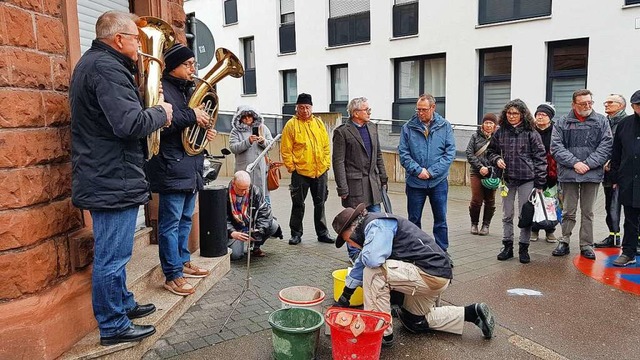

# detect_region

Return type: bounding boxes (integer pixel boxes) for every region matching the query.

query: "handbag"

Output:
[531,191,559,231]
[517,190,536,228]
[265,155,282,191]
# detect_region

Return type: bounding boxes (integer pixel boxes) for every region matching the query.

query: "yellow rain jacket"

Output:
[280,114,331,178]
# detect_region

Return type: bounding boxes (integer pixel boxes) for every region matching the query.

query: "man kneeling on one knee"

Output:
[227,171,283,260]
[332,204,495,346]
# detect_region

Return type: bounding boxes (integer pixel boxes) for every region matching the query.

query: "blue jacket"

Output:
[145,75,204,193]
[70,40,167,210]
[398,113,456,189]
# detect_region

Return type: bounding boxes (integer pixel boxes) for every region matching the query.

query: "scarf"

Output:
[229,186,250,226]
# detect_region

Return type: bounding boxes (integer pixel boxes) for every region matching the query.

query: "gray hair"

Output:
[608,94,626,107]
[347,97,368,117]
[96,11,138,40]
[233,170,251,185]
[417,93,436,106]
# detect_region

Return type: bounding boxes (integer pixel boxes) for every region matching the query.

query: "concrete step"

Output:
[59,250,230,360]
[132,227,153,254]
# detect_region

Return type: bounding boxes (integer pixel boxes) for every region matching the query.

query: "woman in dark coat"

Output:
[465,113,498,236]
[532,103,558,243]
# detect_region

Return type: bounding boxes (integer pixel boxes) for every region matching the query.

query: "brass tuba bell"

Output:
[136,16,175,159]
[183,48,244,156]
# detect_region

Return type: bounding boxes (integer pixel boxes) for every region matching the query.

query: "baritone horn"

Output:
[136,16,175,159]
[183,48,244,156]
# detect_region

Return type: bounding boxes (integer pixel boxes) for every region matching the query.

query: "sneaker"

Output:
[183,262,209,278]
[382,333,394,347]
[545,232,557,243]
[474,303,495,339]
[530,231,539,242]
[164,277,195,296]
[478,224,489,236]
[470,224,479,235]
[612,254,637,267]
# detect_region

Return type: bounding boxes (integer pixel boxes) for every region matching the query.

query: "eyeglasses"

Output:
[119,32,140,41]
[506,111,521,117]
[575,101,594,107]
[357,108,372,114]
[415,107,432,113]
[182,61,197,69]
[603,101,620,106]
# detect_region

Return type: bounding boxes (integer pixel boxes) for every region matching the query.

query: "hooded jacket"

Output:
[145,74,204,193]
[551,110,612,183]
[70,40,167,210]
[229,105,274,196]
[280,114,331,178]
[398,112,456,189]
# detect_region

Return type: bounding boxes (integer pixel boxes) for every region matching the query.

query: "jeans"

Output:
[90,207,139,337]
[158,192,197,281]
[405,181,449,250]
[501,181,534,244]
[346,203,381,260]
[289,171,329,237]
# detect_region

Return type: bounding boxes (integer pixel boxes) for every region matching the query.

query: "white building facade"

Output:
[184,0,640,136]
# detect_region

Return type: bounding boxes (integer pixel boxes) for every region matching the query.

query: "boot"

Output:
[530,230,539,242]
[469,206,481,235]
[519,243,530,264]
[482,206,496,228]
[478,224,490,236]
[497,241,514,261]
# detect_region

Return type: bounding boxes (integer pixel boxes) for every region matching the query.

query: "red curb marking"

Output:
[573,248,640,296]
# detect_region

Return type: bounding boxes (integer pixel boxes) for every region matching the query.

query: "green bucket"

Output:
[268,307,325,360]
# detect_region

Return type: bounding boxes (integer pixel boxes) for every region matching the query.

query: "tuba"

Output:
[136,16,175,159]
[183,48,244,156]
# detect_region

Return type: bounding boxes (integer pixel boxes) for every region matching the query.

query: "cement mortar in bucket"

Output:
[279,286,326,314]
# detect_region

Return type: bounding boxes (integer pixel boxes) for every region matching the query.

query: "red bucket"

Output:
[325,308,391,360]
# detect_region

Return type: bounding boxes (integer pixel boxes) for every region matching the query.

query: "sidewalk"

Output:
[142,179,637,360]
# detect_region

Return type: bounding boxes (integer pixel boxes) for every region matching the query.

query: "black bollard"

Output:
[199,184,229,257]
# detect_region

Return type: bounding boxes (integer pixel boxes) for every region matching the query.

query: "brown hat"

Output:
[482,113,498,124]
[332,203,366,248]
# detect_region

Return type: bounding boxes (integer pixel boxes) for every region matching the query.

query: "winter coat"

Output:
[486,121,547,189]
[332,120,388,208]
[398,113,456,189]
[535,124,557,188]
[280,114,331,178]
[70,40,167,210]
[465,129,493,176]
[551,110,612,183]
[226,183,274,236]
[603,110,627,186]
[229,106,274,196]
[610,113,640,208]
[145,74,204,193]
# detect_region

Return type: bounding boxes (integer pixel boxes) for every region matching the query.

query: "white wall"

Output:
[185,0,640,125]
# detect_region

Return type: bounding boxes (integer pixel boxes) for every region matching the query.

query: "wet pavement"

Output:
[142,179,639,360]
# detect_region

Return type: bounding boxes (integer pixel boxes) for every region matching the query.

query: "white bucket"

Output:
[278,286,326,314]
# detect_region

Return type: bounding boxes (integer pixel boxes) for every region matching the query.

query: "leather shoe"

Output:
[392,307,430,334]
[127,303,156,319]
[288,235,301,245]
[317,234,335,244]
[594,235,616,248]
[100,324,156,346]
[552,242,570,256]
[580,247,596,260]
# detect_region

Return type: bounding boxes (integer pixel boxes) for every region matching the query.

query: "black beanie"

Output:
[164,44,195,74]
[296,93,313,105]
[535,104,555,119]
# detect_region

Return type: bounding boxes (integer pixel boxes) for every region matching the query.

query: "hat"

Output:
[535,104,555,119]
[332,203,366,248]
[163,44,195,74]
[630,90,640,104]
[296,93,313,106]
[482,113,497,124]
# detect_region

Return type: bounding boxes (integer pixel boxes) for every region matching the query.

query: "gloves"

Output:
[381,180,388,188]
[334,286,356,307]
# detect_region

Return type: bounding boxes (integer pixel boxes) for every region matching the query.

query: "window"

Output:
[626,0,640,5]
[546,38,589,116]
[393,54,446,131]
[242,37,256,94]
[393,0,418,37]
[282,70,297,122]
[330,65,349,119]
[478,0,551,25]
[479,47,512,123]
[224,0,238,25]
[279,0,296,53]
[328,0,370,47]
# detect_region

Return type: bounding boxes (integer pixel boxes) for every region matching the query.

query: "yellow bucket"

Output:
[332,269,364,306]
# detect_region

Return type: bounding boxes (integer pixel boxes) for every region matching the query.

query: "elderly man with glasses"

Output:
[398,94,456,262]
[551,89,613,260]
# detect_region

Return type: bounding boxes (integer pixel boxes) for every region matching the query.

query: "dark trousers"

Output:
[621,206,640,258]
[289,171,329,237]
[603,185,621,234]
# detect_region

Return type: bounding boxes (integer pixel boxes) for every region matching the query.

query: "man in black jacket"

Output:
[145,43,215,297]
[226,171,282,260]
[332,205,495,346]
[610,90,640,266]
[70,11,172,345]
